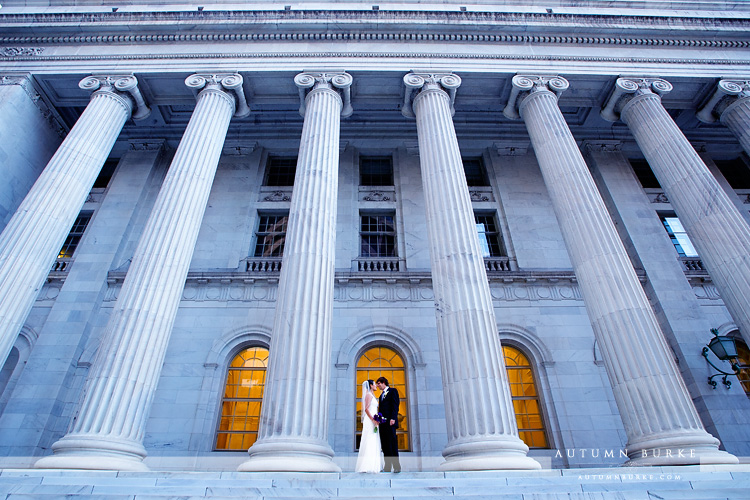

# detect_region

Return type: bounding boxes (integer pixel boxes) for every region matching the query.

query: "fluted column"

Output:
[0,75,148,370]
[697,79,750,155]
[604,77,750,351]
[403,72,540,471]
[505,75,736,465]
[238,72,352,472]
[35,74,248,471]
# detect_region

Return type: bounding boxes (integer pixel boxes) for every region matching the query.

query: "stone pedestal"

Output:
[604,77,750,351]
[0,75,148,372]
[506,75,736,466]
[35,74,247,471]
[238,72,352,473]
[403,72,540,471]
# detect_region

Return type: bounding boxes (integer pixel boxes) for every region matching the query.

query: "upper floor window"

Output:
[475,213,505,258]
[360,156,393,186]
[254,213,288,258]
[356,346,409,451]
[93,160,118,189]
[264,156,297,186]
[503,345,549,449]
[57,211,93,259]
[360,214,396,258]
[462,157,489,187]
[629,159,661,189]
[215,346,268,450]
[662,216,698,258]
[715,158,750,190]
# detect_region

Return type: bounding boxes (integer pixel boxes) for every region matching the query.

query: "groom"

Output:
[376,377,401,473]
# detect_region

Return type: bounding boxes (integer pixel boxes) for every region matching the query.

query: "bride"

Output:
[355,379,383,473]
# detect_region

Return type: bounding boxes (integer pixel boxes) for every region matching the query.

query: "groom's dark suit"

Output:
[378,386,401,472]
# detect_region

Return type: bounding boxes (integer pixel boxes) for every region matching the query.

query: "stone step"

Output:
[0,467,746,500]
[2,490,749,500]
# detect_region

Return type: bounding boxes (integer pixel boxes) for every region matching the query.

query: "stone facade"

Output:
[0,0,748,472]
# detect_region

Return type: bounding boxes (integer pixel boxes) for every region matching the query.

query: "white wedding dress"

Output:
[355,392,383,473]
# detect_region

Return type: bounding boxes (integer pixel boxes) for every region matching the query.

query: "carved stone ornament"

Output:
[401,72,461,118]
[652,192,670,203]
[600,77,673,122]
[294,71,353,118]
[494,142,529,156]
[222,141,258,156]
[185,73,250,118]
[470,191,490,202]
[696,79,750,123]
[129,139,166,151]
[502,75,569,120]
[0,47,43,57]
[263,191,291,202]
[582,140,622,153]
[79,75,151,120]
[362,191,392,202]
[743,193,750,205]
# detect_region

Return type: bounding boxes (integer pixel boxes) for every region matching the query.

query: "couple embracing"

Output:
[355,377,401,473]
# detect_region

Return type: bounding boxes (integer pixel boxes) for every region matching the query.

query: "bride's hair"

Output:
[361,380,375,421]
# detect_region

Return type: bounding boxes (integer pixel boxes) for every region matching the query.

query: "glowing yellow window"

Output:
[215,346,268,450]
[503,345,549,448]
[735,337,750,396]
[356,346,409,451]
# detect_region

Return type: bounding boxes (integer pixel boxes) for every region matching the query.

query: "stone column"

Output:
[697,79,750,155]
[504,74,736,465]
[402,72,540,471]
[35,74,249,471]
[603,77,750,351]
[238,72,352,473]
[0,75,148,370]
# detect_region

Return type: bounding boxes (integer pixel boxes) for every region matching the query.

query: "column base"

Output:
[34,434,149,471]
[237,437,341,472]
[625,431,738,466]
[438,435,542,471]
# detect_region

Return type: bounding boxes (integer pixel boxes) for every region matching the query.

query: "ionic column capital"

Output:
[601,77,673,122]
[294,71,353,118]
[79,75,150,120]
[185,73,250,118]
[401,72,461,118]
[502,75,569,120]
[696,79,750,123]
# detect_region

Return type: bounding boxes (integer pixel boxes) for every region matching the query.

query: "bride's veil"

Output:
[361,380,371,422]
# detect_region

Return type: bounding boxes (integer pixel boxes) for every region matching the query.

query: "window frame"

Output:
[359,155,394,186]
[462,156,490,187]
[214,345,269,451]
[354,345,411,452]
[502,343,550,449]
[57,211,94,260]
[661,215,699,258]
[729,332,750,397]
[359,212,398,258]
[263,156,298,187]
[253,212,289,258]
[474,211,505,258]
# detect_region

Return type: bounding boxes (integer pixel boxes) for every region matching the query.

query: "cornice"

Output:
[1,31,747,49]
[1,51,747,68]
[1,9,748,31]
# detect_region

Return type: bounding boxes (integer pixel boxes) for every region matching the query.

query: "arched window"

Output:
[356,346,409,451]
[731,335,750,396]
[503,345,549,448]
[215,346,268,450]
